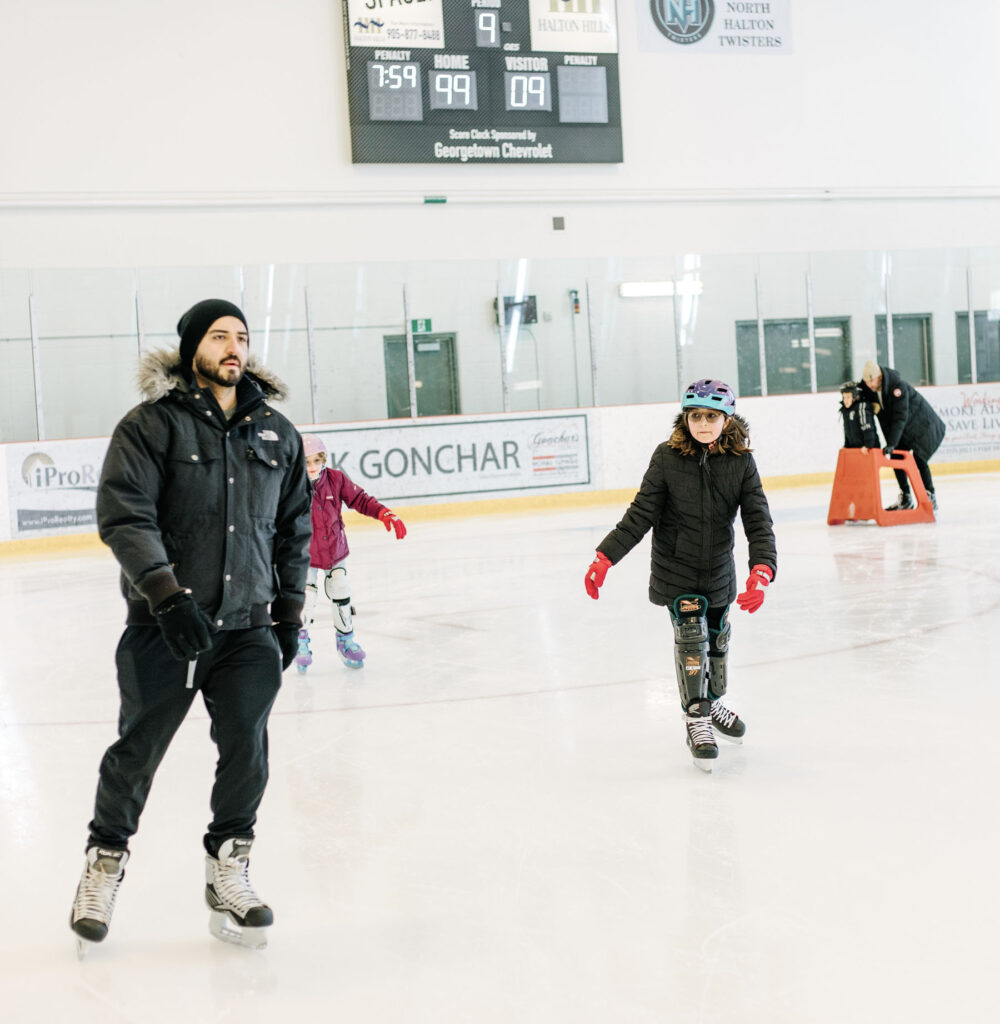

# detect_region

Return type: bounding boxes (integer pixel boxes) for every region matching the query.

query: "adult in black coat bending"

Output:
[858,360,946,510]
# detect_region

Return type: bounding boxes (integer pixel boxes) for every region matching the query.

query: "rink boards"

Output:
[2,383,1000,545]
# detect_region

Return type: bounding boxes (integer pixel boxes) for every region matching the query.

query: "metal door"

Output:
[383,333,460,418]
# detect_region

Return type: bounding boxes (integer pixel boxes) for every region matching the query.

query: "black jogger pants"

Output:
[87,625,282,853]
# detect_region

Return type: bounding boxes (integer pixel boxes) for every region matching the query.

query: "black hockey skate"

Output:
[205,837,273,949]
[70,846,128,958]
[684,700,719,772]
[710,698,746,743]
[885,491,915,511]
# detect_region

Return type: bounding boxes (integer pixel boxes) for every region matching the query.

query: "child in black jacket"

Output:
[584,379,777,773]
[838,381,879,449]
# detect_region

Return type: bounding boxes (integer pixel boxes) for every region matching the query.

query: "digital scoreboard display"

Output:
[343,0,622,164]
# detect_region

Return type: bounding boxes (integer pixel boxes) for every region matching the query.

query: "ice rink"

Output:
[2,474,999,1023]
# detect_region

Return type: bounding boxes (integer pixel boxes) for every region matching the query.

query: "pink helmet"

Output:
[301,434,327,458]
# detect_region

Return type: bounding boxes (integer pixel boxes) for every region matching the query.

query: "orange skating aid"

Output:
[827,448,935,526]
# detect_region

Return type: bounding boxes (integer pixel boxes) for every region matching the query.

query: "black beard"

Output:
[194,355,245,388]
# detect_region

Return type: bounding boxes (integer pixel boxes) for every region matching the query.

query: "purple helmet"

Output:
[301,434,327,458]
[682,379,736,417]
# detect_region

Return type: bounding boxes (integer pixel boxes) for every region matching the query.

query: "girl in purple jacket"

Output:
[296,434,407,671]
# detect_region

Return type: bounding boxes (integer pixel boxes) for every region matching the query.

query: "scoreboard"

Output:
[343,0,622,164]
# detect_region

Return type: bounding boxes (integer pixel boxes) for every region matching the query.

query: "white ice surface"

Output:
[1,475,999,1023]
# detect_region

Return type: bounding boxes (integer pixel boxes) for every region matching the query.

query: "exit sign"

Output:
[411,318,432,333]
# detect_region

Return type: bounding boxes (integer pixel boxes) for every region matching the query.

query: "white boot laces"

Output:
[74,862,123,923]
[711,699,738,729]
[686,713,715,745]
[213,853,264,914]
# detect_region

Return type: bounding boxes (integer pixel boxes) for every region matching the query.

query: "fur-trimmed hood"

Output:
[667,412,752,456]
[137,347,289,403]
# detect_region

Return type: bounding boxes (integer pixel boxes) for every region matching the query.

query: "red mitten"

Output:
[379,508,407,539]
[585,552,612,600]
[736,564,773,614]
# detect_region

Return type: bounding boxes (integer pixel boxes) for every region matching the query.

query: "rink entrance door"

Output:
[384,333,459,418]
[876,314,934,385]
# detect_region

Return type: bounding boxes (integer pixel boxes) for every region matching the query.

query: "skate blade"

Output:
[714,731,744,745]
[340,658,365,669]
[75,936,93,960]
[691,757,715,773]
[209,911,268,950]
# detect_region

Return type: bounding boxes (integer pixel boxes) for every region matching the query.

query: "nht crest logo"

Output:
[650,0,715,45]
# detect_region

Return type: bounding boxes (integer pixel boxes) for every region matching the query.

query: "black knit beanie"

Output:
[177,299,249,368]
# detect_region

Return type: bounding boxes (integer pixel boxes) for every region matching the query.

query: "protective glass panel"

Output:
[597,257,677,405]
[30,269,139,439]
[0,269,36,442]
[890,248,968,387]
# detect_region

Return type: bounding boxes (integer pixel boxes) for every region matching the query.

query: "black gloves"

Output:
[153,590,214,661]
[272,622,300,671]
[883,445,895,457]
[153,591,301,671]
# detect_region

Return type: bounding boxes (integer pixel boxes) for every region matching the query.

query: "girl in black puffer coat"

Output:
[584,379,777,772]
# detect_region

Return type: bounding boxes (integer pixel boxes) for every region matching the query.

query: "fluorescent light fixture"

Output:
[619,281,673,298]
[814,327,843,338]
[619,280,704,298]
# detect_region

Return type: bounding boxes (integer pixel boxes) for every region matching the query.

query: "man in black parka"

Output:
[70,299,312,953]
[858,360,946,510]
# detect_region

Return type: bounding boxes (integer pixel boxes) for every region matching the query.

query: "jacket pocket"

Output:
[245,442,288,518]
[163,443,223,516]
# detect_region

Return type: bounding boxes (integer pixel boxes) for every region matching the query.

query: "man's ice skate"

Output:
[885,491,915,511]
[336,630,365,669]
[710,698,746,743]
[70,846,128,958]
[205,837,273,950]
[294,628,312,674]
[684,700,719,772]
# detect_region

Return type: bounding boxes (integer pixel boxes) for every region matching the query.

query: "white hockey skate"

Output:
[70,846,129,958]
[205,837,273,950]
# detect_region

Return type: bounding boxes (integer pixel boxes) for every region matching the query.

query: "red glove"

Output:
[585,552,612,600]
[378,508,406,539]
[736,564,773,614]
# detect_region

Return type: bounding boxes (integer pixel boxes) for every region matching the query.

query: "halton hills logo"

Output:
[650,0,715,45]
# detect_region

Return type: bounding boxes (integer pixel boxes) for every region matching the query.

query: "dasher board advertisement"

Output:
[306,413,591,500]
[6,439,109,538]
[343,0,623,163]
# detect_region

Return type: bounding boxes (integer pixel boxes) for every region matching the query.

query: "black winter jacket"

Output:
[96,350,312,629]
[858,365,945,460]
[597,415,777,609]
